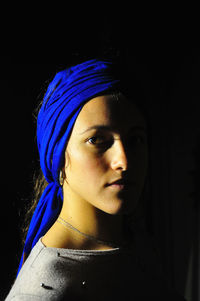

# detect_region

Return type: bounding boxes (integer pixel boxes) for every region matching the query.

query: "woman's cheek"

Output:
[69,150,103,181]
[79,157,104,181]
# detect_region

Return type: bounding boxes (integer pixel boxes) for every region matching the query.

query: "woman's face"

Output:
[63,94,148,216]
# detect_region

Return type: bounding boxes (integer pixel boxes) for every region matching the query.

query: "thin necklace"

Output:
[57,216,121,249]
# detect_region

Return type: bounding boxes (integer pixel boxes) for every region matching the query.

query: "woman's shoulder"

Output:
[5,237,187,301]
[5,240,71,301]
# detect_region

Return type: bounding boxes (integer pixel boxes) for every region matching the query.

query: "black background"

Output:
[1,9,200,300]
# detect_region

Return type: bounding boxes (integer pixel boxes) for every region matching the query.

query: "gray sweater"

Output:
[5,235,185,300]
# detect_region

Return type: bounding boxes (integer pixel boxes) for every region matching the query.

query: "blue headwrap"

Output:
[18,59,120,274]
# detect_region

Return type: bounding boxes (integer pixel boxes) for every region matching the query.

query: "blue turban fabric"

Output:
[18,59,120,274]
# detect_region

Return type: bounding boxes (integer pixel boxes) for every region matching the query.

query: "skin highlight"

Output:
[42,94,148,250]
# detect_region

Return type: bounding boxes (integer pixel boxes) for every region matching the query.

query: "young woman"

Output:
[6,60,185,300]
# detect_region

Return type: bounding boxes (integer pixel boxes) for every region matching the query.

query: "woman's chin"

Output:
[98,196,139,216]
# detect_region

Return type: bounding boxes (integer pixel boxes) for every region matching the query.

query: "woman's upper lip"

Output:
[106,179,134,186]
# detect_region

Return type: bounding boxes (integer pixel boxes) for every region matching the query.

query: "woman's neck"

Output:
[42,191,125,250]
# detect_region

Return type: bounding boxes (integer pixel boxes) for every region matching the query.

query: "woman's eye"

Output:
[88,136,105,145]
[128,135,145,146]
[87,136,113,148]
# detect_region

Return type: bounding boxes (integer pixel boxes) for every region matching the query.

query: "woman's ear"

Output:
[59,169,64,186]
[62,150,70,185]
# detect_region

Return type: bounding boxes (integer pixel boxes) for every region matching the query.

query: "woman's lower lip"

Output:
[108,184,125,190]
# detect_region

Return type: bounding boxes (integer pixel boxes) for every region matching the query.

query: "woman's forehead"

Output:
[73,95,146,134]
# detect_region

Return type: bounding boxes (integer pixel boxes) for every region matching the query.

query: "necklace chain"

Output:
[57,216,120,248]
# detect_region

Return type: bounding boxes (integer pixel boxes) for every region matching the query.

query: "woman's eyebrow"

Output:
[79,125,112,135]
[79,125,146,135]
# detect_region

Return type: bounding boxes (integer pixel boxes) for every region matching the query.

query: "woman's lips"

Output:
[105,179,135,190]
[108,183,125,190]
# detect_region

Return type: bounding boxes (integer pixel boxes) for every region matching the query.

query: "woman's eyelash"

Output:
[129,135,145,144]
[87,136,106,145]
[87,134,146,147]
[88,137,97,144]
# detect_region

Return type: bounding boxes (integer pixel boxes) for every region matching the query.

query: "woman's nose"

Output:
[110,139,128,171]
